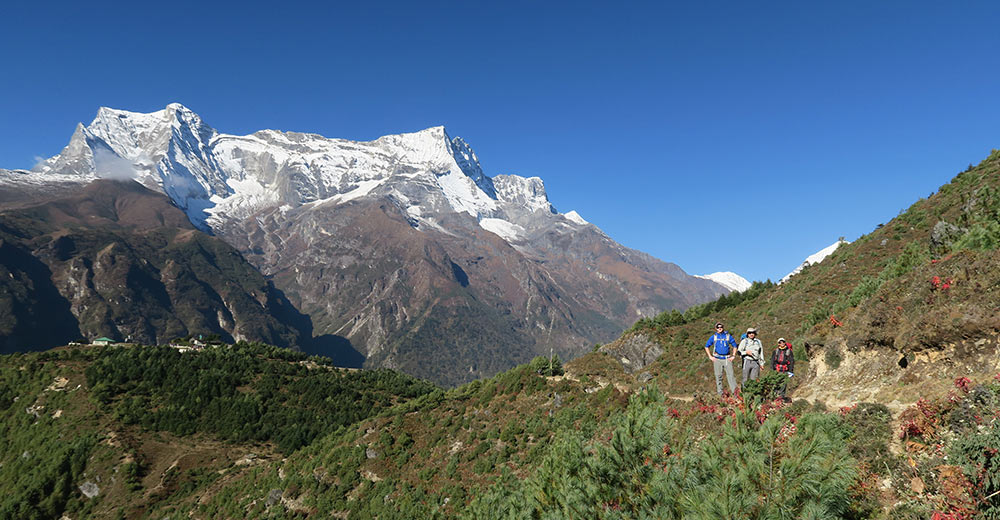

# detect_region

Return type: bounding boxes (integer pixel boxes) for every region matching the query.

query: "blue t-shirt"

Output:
[705,332,736,357]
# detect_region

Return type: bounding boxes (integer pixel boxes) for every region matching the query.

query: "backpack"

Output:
[712,333,733,356]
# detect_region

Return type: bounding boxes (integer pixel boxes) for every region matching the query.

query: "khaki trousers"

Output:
[713,358,736,395]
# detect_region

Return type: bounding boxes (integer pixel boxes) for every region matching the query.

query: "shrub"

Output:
[848,275,881,307]
[952,220,1000,251]
[806,302,832,328]
[948,424,1000,517]
[528,355,563,376]
[844,403,893,473]
[742,372,788,404]
[463,388,860,519]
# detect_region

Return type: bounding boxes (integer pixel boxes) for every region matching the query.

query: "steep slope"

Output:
[610,148,1000,406]
[0,105,728,385]
[0,180,306,351]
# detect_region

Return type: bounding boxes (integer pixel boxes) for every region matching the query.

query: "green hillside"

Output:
[0,342,434,519]
[2,342,998,518]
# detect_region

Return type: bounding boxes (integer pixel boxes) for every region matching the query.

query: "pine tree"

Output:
[462,388,861,519]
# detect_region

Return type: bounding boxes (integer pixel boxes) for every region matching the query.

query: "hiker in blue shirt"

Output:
[704,322,738,396]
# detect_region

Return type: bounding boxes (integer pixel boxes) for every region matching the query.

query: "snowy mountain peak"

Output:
[696,272,752,292]
[780,239,849,284]
[493,174,554,214]
[13,106,518,229]
[564,210,589,225]
[7,106,617,249]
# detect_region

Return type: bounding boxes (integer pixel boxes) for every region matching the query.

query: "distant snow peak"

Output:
[696,272,752,292]
[564,210,588,225]
[780,239,849,284]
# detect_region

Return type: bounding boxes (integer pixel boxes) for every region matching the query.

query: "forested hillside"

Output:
[0,342,434,519]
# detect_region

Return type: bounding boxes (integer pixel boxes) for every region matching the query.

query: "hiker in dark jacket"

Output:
[704,322,737,396]
[770,338,795,398]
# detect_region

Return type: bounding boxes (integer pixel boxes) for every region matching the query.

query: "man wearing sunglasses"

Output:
[705,322,738,396]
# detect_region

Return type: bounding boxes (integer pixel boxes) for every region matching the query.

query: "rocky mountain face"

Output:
[0,104,728,385]
[0,180,306,352]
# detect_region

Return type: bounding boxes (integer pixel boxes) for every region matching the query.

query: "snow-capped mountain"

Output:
[11,104,578,243]
[696,272,752,292]
[1,104,731,385]
[780,240,849,283]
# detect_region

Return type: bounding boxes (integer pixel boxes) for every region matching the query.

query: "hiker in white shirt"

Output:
[738,327,765,384]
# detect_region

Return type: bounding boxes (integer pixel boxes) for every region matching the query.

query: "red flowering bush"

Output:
[900,419,926,439]
[695,402,717,415]
[931,276,954,291]
[917,398,940,418]
[955,377,972,394]
[753,398,787,424]
[899,398,941,441]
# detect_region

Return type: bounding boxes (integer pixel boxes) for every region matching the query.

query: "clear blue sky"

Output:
[2,1,999,283]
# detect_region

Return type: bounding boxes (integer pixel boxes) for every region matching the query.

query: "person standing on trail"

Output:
[738,327,765,384]
[705,322,737,396]
[770,338,795,398]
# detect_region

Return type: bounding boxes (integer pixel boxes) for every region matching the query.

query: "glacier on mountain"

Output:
[479,218,526,242]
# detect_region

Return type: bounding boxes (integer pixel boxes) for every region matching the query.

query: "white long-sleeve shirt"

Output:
[738,338,764,365]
